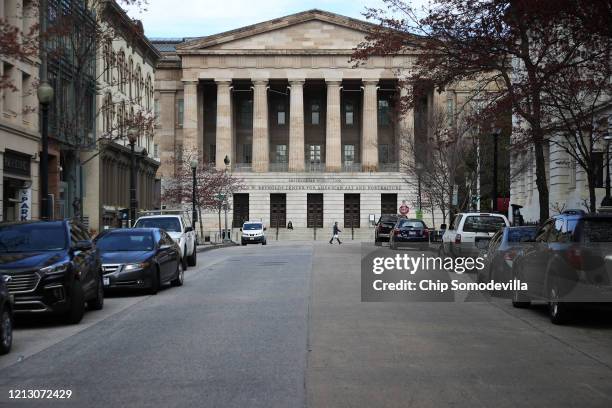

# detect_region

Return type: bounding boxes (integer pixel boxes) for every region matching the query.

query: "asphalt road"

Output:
[1,241,612,407]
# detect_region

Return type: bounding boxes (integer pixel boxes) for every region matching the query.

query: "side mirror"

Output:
[185,226,193,233]
[74,240,93,251]
[239,228,243,231]
[440,224,447,230]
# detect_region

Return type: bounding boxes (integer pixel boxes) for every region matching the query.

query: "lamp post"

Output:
[37,81,54,220]
[491,126,502,212]
[223,155,230,242]
[601,132,612,207]
[190,159,198,230]
[127,126,138,226]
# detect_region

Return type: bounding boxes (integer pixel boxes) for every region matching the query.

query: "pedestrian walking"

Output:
[329,221,342,244]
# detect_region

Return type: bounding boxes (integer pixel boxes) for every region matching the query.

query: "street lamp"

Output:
[222,155,230,242]
[190,159,198,230]
[37,81,54,220]
[601,132,612,207]
[491,125,502,212]
[127,126,138,226]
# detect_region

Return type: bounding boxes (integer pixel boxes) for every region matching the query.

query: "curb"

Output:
[196,242,239,253]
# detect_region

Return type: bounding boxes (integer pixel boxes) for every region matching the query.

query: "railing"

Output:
[233,163,253,172]
[269,162,289,172]
[342,162,362,172]
[305,161,325,172]
[379,162,399,172]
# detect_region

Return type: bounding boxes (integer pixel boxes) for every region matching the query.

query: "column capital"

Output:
[215,79,233,86]
[252,79,269,86]
[181,79,199,85]
[288,79,305,86]
[362,79,380,86]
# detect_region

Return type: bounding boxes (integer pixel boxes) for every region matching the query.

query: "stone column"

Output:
[182,80,199,157]
[325,80,342,172]
[215,80,233,170]
[252,80,269,172]
[398,85,414,172]
[288,79,305,172]
[362,80,379,171]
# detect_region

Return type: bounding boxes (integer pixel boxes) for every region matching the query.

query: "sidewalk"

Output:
[196,241,238,253]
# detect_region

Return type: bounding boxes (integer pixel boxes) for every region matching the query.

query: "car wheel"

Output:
[149,268,160,295]
[262,240,267,246]
[171,260,184,287]
[187,244,197,267]
[65,283,85,324]
[241,240,247,246]
[548,281,571,325]
[0,309,12,355]
[87,276,104,311]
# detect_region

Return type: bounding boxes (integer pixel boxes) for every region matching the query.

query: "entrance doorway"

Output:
[344,194,360,228]
[232,194,249,227]
[270,194,286,229]
[307,194,323,228]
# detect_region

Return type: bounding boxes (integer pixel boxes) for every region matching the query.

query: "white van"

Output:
[240,221,267,246]
[441,212,509,258]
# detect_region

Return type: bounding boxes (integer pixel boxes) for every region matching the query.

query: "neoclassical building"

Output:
[153,10,455,238]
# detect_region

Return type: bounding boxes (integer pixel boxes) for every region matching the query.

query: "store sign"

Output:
[3,150,31,177]
[19,189,32,221]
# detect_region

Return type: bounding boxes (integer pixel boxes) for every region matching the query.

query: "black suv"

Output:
[512,211,612,324]
[0,220,104,324]
[0,274,13,354]
[375,215,400,245]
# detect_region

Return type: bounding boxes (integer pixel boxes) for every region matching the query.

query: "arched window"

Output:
[135,64,142,102]
[128,56,133,99]
[117,50,125,92]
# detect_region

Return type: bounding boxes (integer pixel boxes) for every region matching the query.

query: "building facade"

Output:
[0,0,40,222]
[153,10,455,238]
[82,0,161,233]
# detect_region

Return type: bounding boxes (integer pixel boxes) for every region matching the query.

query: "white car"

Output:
[133,214,197,267]
[441,212,509,258]
[240,221,267,246]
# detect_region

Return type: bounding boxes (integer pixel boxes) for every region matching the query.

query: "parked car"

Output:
[133,214,197,267]
[95,228,183,294]
[240,221,267,245]
[375,214,400,246]
[511,212,612,324]
[0,274,13,355]
[389,218,429,250]
[441,212,509,258]
[0,220,104,324]
[477,226,538,286]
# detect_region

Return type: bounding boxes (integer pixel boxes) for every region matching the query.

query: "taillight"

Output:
[423,229,430,238]
[455,234,461,244]
[394,229,400,236]
[565,247,583,269]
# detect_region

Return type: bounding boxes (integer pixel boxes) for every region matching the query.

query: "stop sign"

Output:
[399,204,409,215]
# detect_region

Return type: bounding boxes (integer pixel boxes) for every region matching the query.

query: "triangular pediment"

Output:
[177,9,376,52]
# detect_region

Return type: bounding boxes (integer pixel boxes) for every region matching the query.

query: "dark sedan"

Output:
[0,220,104,324]
[375,215,400,245]
[389,219,429,250]
[0,274,13,355]
[477,226,538,291]
[95,228,183,294]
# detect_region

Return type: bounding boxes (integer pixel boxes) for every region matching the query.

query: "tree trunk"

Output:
[218,208,222,242]
[532,132,550,224]
[587,173,597,213]
[198,206,204,240]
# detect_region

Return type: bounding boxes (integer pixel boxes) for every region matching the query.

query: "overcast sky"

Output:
[125,0,427,39]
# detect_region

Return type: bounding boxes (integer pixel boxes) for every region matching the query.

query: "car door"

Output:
[157,232,174,282]
[486,231,503,281]
[521,220,554,298]
[444,215,462,257]
[70,223,97,297]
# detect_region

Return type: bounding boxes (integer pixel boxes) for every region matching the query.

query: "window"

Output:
[593,151,604,188]
[311,100,320,125]
[345,102,354,125]
[447,97,455,126]
[153,144,159,158]
[209,144,216,164]
[277,102,286,125]
[276,145,287,163]
[243,144,252,164]
[176,98,184,127]
[309,145,321,163]
[378,99,390,126]
[379,144,390,164]
[239,99,253,127]
[344,144,355,164]
[568,156,577,189]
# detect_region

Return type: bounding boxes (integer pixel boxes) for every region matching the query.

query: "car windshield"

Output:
[134,217,181,232]
[0,223,67,252]
[463,216,506,233]
[507,227,537,243]
[379,215,398,224]
[397,220,426,229]
[243,223,262,230]
[96,232,155,251]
